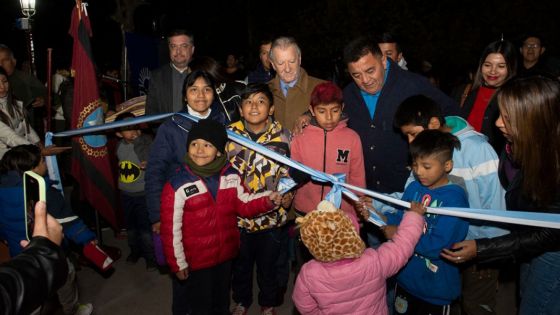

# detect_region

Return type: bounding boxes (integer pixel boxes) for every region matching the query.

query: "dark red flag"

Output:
[69,2,118,228]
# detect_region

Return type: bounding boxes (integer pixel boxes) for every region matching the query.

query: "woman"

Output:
[0,67,41,158]
[442,76,560,315]
[461,40,517,153]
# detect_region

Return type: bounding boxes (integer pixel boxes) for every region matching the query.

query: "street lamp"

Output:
[20,0,36,18]
[18,0,37,75]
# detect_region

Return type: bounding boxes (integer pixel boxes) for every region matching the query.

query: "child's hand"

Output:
[355,196,373,220]
[409,201,427,216]
[281,191,294,209]
[381,225,397,240]
[140,161,147,169]
[269,192,282,207]
[176,268,189,280]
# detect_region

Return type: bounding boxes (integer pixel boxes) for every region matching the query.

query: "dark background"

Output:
[1,0,558,93]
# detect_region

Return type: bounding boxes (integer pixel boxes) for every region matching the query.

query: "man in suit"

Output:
[145,29,194,115]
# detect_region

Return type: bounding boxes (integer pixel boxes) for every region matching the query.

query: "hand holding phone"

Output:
[23,171,46,241]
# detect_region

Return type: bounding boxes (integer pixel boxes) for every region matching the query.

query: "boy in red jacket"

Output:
[159,119,282,315]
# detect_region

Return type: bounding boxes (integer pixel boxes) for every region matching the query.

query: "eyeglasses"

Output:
[523,43,541,49]
[169,43,192,51]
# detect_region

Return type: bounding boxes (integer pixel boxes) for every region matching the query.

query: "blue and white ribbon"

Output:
[45,112,560,229]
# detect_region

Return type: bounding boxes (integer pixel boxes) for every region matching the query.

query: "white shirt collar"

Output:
[187,105,211,119]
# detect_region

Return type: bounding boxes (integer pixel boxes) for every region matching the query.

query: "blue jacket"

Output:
[445,116,508,239]
[145,107,228,223]
[343,59,460,193]
[386,181,469,305]
[0,171,95,257]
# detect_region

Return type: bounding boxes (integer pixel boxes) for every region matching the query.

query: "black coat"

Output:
[343,59,460,193]
[0,237,68,315]
[476,149,560,263]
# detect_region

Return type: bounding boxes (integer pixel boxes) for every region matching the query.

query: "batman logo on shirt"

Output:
[119,161,141,183]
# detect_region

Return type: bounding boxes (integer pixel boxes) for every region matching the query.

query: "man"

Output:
[518,33,560,78]
[145,29,195,115]
[0,44,47,134]
[247,39,275,84]
[268,37,324,131]
[342,36,459,195]
[378,32,408,70]
[343,36,459,314]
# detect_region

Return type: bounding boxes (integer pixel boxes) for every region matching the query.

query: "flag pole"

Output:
[46,48,53,131]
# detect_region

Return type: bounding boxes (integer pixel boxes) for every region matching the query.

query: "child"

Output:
[382,130,469,315]
[115,112,156,270]
[0,144,94,315]
[159,119,282,315]
[290,81,366,272]
[394,95,506,215]
[226,83,292,315]
[292,200,426,315]
[393,95,508,314]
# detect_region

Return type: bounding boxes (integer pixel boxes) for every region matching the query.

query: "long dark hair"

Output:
[496,76,560,205]
[0,66,27,129]
[472,40,517,89]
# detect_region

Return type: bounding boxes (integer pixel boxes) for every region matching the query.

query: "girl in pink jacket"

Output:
[292,200,425,315]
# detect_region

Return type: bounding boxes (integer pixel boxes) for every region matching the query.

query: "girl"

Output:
[443,76,560,315]
[292,200,425,315]
[461,40,517,153]
[159,119,282,315]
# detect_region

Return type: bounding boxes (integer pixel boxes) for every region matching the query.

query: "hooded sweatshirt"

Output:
[291,118,365,226]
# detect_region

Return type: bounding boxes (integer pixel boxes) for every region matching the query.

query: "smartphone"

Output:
[23,171,46,240]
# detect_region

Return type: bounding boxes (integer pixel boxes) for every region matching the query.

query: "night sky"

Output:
[1,0,558,93]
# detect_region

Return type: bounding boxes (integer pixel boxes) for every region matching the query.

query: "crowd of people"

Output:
[0,26,560,315]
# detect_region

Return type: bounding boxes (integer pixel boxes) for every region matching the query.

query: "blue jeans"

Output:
[519,250,560,315]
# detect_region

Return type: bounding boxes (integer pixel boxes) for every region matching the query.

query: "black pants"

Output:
[231,227,286,307]
[121,193,154,261]
[172,260,232,315]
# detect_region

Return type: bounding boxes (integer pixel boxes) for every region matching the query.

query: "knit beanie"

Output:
[296,200,365,262]
[187,119,227,153]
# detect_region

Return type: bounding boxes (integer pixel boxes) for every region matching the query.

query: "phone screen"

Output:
[23,171,46,240]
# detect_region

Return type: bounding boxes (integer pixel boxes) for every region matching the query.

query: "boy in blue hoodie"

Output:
[393,95,509,314]
[382,130,469,314]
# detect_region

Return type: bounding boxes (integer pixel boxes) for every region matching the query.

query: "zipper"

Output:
[321,129,327,199]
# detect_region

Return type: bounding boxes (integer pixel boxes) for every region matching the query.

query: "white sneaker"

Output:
[74,303,93,315]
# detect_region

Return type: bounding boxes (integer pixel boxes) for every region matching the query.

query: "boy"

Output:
[227,84,292,315]
[383,130,469,314]
[115,112,156,270]
[393,95,509,314]
[159,119,282,315]
[290,81,365,273]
